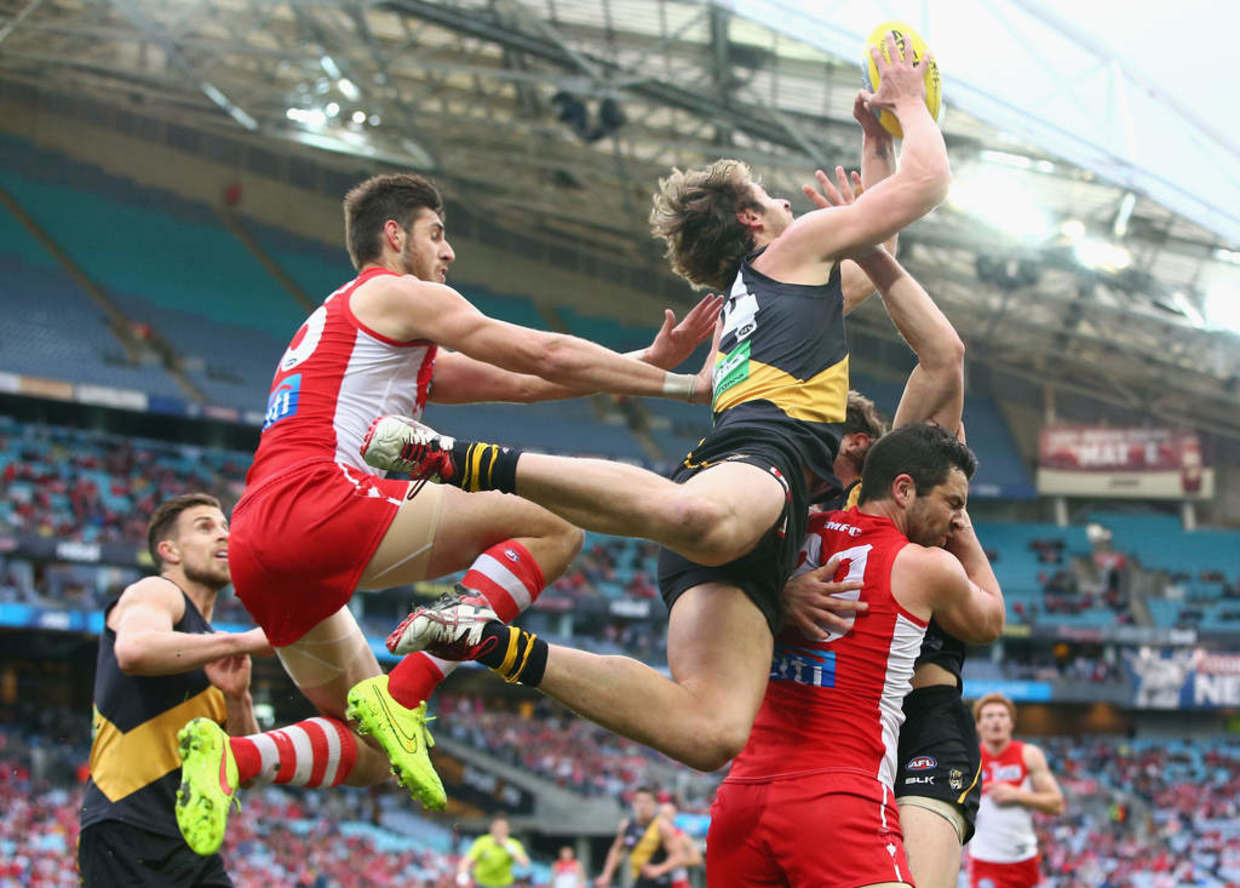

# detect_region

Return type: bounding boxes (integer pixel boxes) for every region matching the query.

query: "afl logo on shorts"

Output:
[906,755,937,772]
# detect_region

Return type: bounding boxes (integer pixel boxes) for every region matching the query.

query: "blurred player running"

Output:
[595,787,686,888]
[174,173,720,855]
[968,694,1065,888]
[658,802,701,888]
[365,35,952,773]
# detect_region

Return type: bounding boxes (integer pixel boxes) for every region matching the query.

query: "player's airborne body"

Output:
[363,35,952,774]
[173,173,719,856]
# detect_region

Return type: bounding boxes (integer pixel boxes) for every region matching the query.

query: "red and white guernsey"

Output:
[728,507,927,786]
[247,267,437,487]
[972,740,1038,863]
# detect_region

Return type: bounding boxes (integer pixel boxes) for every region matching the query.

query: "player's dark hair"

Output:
[633,785,658,798]
[343,173,445,269]
[843,390,889,440]
[147,493,222,569]
[858,422,977,505]
[650,159,764,291]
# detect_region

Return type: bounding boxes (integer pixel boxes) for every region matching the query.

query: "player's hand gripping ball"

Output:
[862,21,941,139]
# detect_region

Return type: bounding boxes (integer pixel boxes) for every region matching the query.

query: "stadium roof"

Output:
[1,0,1237,437]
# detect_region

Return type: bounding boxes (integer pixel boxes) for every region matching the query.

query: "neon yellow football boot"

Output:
[346,674,446,810]
[175,717,241,855]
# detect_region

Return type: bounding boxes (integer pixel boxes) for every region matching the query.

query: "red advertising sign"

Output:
[1037,427,1212,499]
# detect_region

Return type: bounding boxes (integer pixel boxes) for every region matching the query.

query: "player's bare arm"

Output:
[354,274,710,402]
[994,743,1065,815]
[802,92,900,312]
[761,35,949,277]
[896,541,1004,644]
[594,822,628,888]
[111,578,270,676]
[428,292,721,404]
[852,249,965,432]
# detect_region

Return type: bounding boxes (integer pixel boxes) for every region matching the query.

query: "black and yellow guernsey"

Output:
[709,247,848,482]
[80,581,227,837]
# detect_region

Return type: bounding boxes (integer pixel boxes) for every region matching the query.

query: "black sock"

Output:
[448,440,522,494]
[473,621,548,687]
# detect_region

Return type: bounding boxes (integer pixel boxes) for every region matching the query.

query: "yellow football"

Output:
[862,21,942,139]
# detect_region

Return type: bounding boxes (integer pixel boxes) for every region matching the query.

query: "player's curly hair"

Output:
[343,173,445,269]
[844,390,889,441]
[649,159,763,292]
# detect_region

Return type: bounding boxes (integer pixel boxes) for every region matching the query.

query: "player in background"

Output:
[786,168,1004,888]
[710,422,999,887]
[174,172,721,855]
[658,802,701,888]
[78,494,270,887]
[457,817,529,888]
[968,694,1065,888]
[595,787,686,888]
[551,846,586,888]
[366,35,951,775]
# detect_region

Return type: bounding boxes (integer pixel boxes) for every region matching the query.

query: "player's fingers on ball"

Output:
[884,32,900,66]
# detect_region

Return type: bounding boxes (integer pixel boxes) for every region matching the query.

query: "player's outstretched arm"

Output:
[774,36,949,266]
[112,579,270,676]
[429,293,721,404]
[853,248,965,432]
[642,820,689,879]
[366,275,710,403]
[594,822,628,888]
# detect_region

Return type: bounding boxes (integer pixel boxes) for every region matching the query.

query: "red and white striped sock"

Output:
[229,716,358,787]
[387,540,546,708]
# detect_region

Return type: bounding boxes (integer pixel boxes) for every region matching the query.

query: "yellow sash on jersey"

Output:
[628,816,664,878]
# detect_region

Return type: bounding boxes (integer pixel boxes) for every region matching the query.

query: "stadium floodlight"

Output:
[337,78,360,101]
[950,172,1053,242]
[352,110,367,125]
[1215,248,1240,266]
[1060,219,1086,241]
[320,55,342,80]
[325,102,340,118]
[1205,284,1240,334]
[1074,239,1131,271]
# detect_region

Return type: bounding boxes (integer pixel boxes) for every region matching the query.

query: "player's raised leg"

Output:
[344,484,582,797]
[363,418,785,567]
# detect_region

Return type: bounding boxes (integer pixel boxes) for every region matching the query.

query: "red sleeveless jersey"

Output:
[728,508,926,785]
[973,740,1038,862]
[246,267,437,486]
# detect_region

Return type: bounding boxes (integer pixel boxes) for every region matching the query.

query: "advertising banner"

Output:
[1037,426,1213,499]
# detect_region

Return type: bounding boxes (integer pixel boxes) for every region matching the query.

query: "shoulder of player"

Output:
[111,576,185,623]
[892,545,964,605]
[358,271,463,307]
[1020,740,1049,768]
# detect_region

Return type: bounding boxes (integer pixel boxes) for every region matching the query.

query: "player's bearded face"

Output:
[905,469,967,548]
[175,506,232,590]
[401,210,454,283]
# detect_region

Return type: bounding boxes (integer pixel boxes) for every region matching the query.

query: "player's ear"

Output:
[157,538,180,566]
[736,207,763,230]
[382,218,404,252]
[893,473,914,506]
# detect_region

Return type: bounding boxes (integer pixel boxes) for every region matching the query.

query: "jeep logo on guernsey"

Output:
[906,755,937,772]
[263,373,302,431]
[769,643,836,688]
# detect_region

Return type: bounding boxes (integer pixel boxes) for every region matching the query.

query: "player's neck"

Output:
[983,737,1011,756]
[162,569,219,622]
[857,499,905,534]
[361,255,406,276]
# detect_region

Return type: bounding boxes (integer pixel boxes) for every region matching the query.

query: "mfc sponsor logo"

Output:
[821,519,862,538]
[990,763,1024,783]
[263,374,302,431]
[770,643,836,688]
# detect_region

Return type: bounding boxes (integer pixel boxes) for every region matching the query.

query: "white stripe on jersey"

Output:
[878,612,925,787]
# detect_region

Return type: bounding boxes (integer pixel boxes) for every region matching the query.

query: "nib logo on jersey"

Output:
[263,374,302,431]
[770,643,836,688]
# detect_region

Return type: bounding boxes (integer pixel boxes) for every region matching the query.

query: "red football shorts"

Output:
[229,460,412,646]
[969,856,1040,888]
[708,771,912,888]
